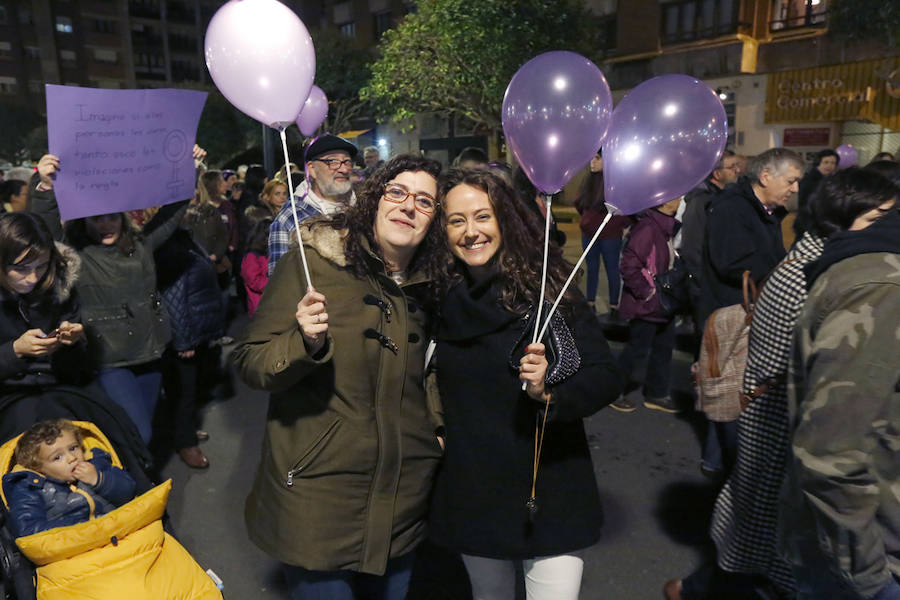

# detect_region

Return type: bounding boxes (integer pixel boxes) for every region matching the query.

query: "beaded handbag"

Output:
[508,301,581,386]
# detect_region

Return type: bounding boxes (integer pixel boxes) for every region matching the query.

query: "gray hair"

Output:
[363,146,379,155]
[747,148,805,184]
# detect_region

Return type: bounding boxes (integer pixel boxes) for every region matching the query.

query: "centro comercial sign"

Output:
[765,58,900,130]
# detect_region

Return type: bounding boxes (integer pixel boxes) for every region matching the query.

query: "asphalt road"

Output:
[159,216,721,599]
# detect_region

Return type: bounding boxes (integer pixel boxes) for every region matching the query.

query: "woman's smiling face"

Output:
[443,184,502,273]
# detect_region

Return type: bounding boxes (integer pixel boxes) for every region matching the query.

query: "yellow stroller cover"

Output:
[0,421,222,599]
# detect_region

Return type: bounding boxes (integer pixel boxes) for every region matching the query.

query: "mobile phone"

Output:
[39,328,60,339]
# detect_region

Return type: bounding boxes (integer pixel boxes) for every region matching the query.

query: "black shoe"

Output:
[644,396,682,413]
[611,395,637,412]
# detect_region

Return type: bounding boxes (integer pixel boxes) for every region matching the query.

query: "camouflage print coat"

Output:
[781,249,900,599]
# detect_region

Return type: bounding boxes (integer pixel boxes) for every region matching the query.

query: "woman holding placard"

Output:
[429,169,622,600]
[232,155,446,600]
[33,149,205,446]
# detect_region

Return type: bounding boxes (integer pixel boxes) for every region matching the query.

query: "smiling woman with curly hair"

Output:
[428,168,623,600]
[233,154,446,600]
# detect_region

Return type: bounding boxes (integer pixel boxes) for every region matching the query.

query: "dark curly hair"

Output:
[807,166,899,238]
[0,212,69,299]
[15,419,84,471]
[312,154,446,298]
[437,168,580,315]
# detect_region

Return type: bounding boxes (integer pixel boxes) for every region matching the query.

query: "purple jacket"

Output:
[618,209,679,323]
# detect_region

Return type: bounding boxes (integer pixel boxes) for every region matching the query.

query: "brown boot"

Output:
[663,579,682,600]
[178,446,210,469]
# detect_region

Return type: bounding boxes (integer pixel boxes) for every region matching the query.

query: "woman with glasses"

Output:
[233,155,446,600]
[429,169,623,600]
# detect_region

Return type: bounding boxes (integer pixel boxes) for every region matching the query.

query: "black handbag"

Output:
[653,255,691,318]
[508,301,581,386]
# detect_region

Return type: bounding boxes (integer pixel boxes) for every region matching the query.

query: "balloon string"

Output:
[532,194,553,344]
[279,128,313,290]
[522,193,554,392]
[536,211,613,344]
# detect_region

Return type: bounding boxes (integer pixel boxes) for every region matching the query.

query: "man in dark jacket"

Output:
[680,149,739,343]
[699,148,802,325]
[698,147,803,474]
[794,148,839,237]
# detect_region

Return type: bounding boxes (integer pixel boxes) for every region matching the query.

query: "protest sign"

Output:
[46,85,207,220]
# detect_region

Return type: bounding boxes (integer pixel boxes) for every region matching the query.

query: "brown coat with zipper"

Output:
[231,223,443,575]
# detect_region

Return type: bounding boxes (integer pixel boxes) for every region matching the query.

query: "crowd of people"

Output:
[0,135,897,600]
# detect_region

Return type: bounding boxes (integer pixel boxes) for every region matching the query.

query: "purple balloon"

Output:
[502,51,612,194]
[296,85,328,137]
[604,75,728,215]
[205,0,315,130]
[835,144,857,169]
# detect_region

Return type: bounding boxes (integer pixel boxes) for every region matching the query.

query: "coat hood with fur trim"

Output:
[289,219,351,267]
[52,242,81,304]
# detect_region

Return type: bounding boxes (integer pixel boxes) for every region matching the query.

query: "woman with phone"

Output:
[0,212,87,441]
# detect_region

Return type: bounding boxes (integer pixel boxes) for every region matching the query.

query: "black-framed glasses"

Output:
[382,184,439,215]
[314,158,354,171]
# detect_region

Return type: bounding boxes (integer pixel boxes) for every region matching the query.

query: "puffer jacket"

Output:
[153,229,223,352]
[2,449,136,538]
[618,208,679,323]
[73,201,188,368]
[232,223,443,575]
[0,243,88,386]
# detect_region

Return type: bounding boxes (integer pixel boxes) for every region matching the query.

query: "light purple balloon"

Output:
[604,75,728,215]
[205,0,315,130]
[502,51,612,195]
[296,85,328,137]
[835,144,857,168]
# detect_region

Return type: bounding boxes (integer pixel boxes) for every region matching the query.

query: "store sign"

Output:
[765,58,900,130]
[783,127,830,147]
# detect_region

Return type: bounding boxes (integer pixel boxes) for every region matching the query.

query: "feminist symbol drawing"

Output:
[163,129,188,198]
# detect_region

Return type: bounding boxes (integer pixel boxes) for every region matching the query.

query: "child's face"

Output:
[37,430,85,483]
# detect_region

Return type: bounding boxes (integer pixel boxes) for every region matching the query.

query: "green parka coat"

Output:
[232,224,443,575]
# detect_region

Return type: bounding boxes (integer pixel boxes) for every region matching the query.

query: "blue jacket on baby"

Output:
[2,449,136,538]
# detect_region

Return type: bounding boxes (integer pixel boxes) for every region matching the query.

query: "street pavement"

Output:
[160,214,721,599]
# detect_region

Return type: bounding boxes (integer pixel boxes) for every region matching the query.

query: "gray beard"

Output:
[315,178,352,199]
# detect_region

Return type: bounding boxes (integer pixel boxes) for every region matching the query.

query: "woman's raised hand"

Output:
[296,287,328,355]
[57,321,85,346]
[13,329,61,358]
[520,343,549,401]
[37,154,60,189]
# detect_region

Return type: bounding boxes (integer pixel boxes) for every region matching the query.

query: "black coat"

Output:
[153,229,224,352]
[794,167,824,237]
[0,243,87,386]
[428,274,623,559]
[699,179,786,323]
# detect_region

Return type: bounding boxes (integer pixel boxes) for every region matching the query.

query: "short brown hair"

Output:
[14,419,83,471]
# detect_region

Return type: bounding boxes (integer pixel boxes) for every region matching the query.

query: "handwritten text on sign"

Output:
[46,85,207,220]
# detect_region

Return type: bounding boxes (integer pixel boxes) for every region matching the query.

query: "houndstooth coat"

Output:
[709,232,825,594]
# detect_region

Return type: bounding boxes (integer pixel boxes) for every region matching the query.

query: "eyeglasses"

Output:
[382,184,439,215]
[314,158,354,171]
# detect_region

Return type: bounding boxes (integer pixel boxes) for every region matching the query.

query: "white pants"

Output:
[462,552,585,600]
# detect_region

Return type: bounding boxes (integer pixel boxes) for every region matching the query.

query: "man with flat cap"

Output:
[268,135,358,274]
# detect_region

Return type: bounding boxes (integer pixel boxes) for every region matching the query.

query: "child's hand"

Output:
[73,461,98,486]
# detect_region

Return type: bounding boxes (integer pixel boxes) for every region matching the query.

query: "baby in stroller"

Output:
[0,420,222,600]
[3,419,135,538]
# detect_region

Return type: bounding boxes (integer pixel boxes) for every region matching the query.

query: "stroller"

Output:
[0,388,220,599]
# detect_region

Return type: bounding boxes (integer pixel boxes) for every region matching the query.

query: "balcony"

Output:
[129,0,161,20]
[661,0,746,45]
[166,2,196,25]
[770,0,827,31]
